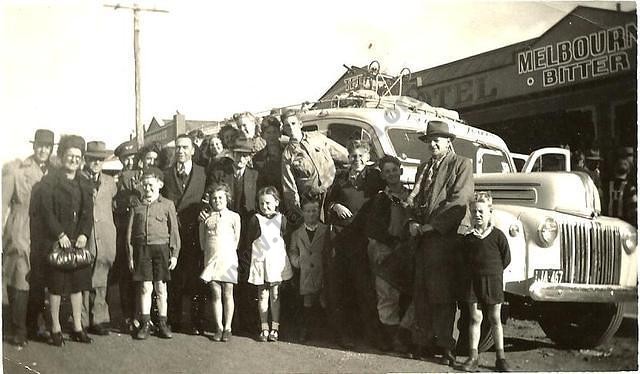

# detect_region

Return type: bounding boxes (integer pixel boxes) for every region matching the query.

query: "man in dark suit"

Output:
[161,134,207,334]
[407,121,474,366]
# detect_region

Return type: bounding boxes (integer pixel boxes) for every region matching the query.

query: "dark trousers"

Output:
[325,234,385,345]
[8,287,28,340]
[114,222,137,322]
[27,277,49,335]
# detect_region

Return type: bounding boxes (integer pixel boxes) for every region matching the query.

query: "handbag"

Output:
[48,242,94,271]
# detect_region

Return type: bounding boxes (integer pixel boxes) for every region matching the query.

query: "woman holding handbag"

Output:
[39,135,94,346]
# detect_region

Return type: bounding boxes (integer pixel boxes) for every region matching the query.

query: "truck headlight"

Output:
[622,229,637,254]
[537,217,558,247]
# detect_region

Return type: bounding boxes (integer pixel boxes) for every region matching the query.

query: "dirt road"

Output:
[3,316,637,373]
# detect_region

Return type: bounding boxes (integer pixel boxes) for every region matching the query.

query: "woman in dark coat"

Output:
[40,135,94,346]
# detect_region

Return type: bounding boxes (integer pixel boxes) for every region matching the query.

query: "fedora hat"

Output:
[585,148,602,161]
[85,141,113,159]
[30,129,54,145]
[114,140,138,158]
[231,137,257,154]
[418,120,456,142]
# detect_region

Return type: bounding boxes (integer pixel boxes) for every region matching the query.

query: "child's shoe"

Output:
[268,329,279,342]
[222,330,232,342]
[135,322,151,340]
[258,329,269,342]
[70,330,93,344]
[50,332,65,347]
[460,357,479,372]
[157,320,173,339]
[211,330,222,342]
[495,358,512,372]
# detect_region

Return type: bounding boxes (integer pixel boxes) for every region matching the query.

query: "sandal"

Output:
[258,329,269,342]
[268,329,279,342]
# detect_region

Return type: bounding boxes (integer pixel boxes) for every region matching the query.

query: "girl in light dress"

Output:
[246,186,293,342]
[199,183,241,342]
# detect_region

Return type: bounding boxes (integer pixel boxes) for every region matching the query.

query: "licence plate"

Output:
[534,269,564,283]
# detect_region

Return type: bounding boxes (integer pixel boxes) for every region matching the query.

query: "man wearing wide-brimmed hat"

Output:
[407,120,474,365]
[2,129,55,346]
[79,141,118,336]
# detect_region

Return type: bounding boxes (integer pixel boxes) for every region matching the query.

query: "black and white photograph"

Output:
[1,1,637,372]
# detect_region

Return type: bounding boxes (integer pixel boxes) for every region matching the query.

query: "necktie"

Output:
[177,163,187,185]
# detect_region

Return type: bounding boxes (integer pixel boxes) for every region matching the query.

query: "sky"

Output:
[1,0,636,163]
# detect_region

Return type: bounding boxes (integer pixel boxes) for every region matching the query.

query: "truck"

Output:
[295,87,637,350]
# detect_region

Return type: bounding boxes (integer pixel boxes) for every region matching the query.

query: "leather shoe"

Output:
[495,358,512,372]
[50,332,65,347]
[70,330,93,343]
[437,349,457,366]
[135,322,151,340]
[460,357,479,372]
[89,324,110,336]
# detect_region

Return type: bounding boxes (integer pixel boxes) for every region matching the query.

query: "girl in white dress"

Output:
[247,186,293,342]
[199,183,241,342]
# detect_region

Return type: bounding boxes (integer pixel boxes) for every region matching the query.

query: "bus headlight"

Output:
[537,217,558,247]
[622,229,637,254]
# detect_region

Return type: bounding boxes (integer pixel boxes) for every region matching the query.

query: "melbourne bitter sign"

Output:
[517,22,636,88]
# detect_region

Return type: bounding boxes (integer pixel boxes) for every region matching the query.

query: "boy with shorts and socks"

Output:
[460,192,511,372]
[127,167,181,340]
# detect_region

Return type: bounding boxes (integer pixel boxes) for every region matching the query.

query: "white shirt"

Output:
[177,160,193,176]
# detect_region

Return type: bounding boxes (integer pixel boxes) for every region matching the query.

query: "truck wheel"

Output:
[537,302,624,348]
[455,304,495,354]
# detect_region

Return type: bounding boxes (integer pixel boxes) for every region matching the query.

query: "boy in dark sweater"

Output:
[460,192,511,372]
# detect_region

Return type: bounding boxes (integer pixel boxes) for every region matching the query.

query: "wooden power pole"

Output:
[104,3,168,148]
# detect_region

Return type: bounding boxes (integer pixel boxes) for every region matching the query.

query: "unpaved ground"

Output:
[2,316,636,373]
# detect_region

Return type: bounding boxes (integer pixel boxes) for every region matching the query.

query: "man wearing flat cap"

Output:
[79,141,117,335]
[112,139,143,332]
[407,120,474,365]
[2,129,54,346]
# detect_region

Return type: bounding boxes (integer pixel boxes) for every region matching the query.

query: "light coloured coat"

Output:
[81,171,117,288]
[289,223,329,295]
[2,156,47,291]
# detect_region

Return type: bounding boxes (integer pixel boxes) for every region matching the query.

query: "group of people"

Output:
[571,146,637,227]
[3,112,514,372]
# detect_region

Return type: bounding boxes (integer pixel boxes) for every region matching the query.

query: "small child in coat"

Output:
[199,182,241,342]
[246,186,293,342]
[126,167,181,340]
[288,198,329,342]
[460,192,512,372]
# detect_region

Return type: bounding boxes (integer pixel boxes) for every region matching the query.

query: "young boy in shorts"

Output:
[126,167,181,340]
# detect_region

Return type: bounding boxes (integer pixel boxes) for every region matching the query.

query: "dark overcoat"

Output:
[411,152,473,303]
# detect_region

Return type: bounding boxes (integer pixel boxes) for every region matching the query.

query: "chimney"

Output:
[174,112,186,138]
[616,3,621,11]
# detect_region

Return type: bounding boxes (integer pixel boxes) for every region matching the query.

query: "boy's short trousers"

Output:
[133,244,171,282]
[461,274,504,305]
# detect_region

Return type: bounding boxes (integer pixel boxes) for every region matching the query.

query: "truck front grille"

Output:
[559,222,621,285]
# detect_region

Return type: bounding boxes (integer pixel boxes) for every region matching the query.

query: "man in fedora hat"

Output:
[79,141,117,336]
[112,139,143,333]
[3,129,55,346]
[407,120,474,365]
[585,147,603,193]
